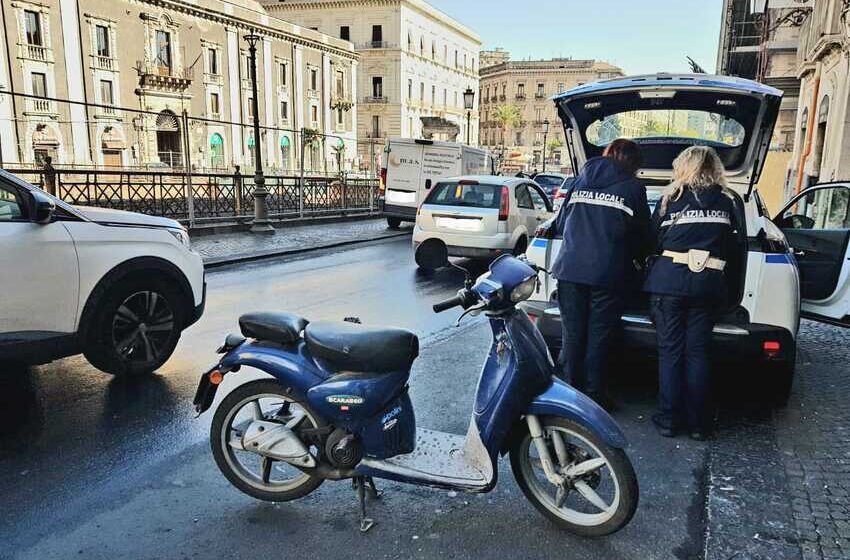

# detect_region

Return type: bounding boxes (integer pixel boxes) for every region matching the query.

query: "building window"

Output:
[557,83,565,93]
[431,85,435,104]
[372,76,383,98]
[537,83,545,96]
[420,82,424,101]
[409,117,414,136]
[407,33,412,51]
[335,70,345,97]
[337,107,344,126]
[408,79,412,100]
[443,88,447,106]
[340,26,350,41]
[24,10,42,46]
[95,25,110,58]
[371,115,380,137]
[207,47,218,75]
[247,97,254,119]
[420,37,424,55]
[311,105,318,124]
[432,42,436,60]
[454,50,458,68]
[535,108,543,121]
[209,92,220,116]
[155,30,172,69]
[310,68,318,91]
[515,131,522,145]
[371,25,382,44]
[280,99,288,121]
[100,79,114,107]
[31,72,47,97]
[517,83,525,98]
[210,133,224,168]
[279,62,287,87]
[463,53,467,68]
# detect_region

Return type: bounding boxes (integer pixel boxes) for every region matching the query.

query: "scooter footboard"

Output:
[524,378,628,449]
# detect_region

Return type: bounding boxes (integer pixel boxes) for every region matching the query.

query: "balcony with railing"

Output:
[535,92,546,99]
[362,95,389,104]
[22,43,50,62]
[94,55,114,70]
[515,93,526,100]
[136,60,193,91]
[26,96,55,115]
[356,41,397,50]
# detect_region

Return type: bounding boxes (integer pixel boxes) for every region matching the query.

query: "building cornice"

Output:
[135,0,359,61]
[265,0,481,44]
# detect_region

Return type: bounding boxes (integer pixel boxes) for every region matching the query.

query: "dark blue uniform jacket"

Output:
[551,157,650,291]
[643,186,737,302]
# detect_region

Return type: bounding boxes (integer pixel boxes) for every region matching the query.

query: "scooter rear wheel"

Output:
[509,417,638,537]
[211,379,325,502]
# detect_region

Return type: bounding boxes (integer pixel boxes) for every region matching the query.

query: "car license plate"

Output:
[386,189,416,204]
[435,216,481,232]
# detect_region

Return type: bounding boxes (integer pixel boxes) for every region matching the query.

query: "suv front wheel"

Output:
[84,278,185,376]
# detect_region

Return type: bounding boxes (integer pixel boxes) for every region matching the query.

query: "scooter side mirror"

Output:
[415,239,449,271]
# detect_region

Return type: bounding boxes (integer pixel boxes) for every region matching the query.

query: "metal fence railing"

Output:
[6,166,379,227]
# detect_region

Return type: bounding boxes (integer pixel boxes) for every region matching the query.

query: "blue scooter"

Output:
[194,243,638,536]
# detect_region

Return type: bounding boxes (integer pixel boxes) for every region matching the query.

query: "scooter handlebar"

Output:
[432,289,475,313]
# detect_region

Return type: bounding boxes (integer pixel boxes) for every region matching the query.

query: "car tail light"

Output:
[499,186,510,221]
[763,340,781,358]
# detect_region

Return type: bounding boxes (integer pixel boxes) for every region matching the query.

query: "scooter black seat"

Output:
[239,312,308,345]
[305,321,419,373]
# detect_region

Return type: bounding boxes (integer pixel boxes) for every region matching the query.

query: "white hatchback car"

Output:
[0,169,206,376]
[519,74,850,403]
[412,176,553,264]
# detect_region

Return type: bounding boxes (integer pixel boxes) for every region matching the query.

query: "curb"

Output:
[203,230,412,268]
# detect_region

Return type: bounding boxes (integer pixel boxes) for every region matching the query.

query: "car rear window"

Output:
[534,175,565,190]
[426,182,502,209]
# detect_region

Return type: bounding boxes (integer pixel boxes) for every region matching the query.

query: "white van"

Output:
[379,138,495,228]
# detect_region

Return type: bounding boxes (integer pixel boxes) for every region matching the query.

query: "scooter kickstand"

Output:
[354,477,375,533]
[365,476,382,500]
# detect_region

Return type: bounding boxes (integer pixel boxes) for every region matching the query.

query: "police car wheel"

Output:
[387,217,402,229]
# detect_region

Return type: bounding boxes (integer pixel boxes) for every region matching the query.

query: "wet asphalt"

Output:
[0,237,711,559]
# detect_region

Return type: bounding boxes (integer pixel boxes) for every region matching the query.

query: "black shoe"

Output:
[689,431,708,441]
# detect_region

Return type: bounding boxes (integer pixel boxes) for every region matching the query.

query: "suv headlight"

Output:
[168,227,191,249]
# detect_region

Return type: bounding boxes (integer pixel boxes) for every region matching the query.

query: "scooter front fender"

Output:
[526,377,628,449]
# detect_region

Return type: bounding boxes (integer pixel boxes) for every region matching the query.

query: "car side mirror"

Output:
[31,190,55,225]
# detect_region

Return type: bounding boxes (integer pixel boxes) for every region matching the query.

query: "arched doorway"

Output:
[156,110,181,167]
[209,133,224,168]
[280,135,291,170]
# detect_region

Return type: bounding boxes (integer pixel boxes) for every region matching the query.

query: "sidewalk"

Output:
[192,218,412,267]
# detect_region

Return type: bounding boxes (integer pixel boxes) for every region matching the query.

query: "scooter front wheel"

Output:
[211,379,325,502]
[509,417,638,537]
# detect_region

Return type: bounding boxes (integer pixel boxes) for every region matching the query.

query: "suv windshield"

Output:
[586,110,746,148]
[426,182,502,209]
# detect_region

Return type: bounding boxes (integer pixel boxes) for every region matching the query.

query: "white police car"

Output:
[520,74,850,403]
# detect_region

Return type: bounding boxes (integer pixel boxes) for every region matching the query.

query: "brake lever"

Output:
[456,303,486,326]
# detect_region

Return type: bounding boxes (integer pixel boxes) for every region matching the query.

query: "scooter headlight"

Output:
[510,276,537,303]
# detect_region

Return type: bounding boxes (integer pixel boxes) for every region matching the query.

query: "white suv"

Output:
[519,74,850,403]
[0,169,205,375]
[412,176,553,263]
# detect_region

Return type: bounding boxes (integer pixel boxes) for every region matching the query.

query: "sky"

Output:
[425,0,724,75]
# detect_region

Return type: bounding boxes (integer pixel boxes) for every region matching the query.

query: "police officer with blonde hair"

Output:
[644,146,738,440]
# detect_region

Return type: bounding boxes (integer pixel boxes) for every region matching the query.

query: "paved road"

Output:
[0,238,767,559]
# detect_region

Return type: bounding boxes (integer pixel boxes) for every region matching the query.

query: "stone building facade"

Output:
[0,0,359,171]
[787,0,850,197]
[478,53,623,173]
[261,0,481,169]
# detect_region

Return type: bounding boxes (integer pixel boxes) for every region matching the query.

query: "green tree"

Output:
[493,104,522,147]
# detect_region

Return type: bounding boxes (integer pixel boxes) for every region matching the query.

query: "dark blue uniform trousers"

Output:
[557,280,623,398]
[650,295,714,431]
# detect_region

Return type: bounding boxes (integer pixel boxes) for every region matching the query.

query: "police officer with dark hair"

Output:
[644,146,738,440]
[551,139,650,410]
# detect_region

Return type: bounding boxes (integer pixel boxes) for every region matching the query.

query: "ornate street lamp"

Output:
[542,118,550,173]
[244,33,274,234]
[463,87,475,145]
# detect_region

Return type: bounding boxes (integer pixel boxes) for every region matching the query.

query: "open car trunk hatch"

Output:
[554,74,782,196]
